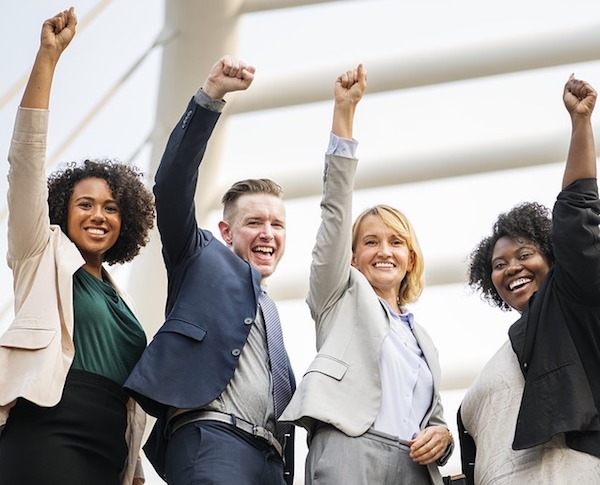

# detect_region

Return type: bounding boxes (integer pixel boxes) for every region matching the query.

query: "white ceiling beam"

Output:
[228,24,600,114]
[241,0,341,13]
[210,128,591,209]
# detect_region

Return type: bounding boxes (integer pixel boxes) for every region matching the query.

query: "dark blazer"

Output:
[124,98,295,482]
[508,178,600,455]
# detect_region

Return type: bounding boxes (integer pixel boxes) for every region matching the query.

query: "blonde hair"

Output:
[351,205,424,305]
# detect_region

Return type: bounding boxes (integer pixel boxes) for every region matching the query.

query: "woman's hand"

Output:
[40,7,78,60]
[409,425,453,465]
[564,74,596,119]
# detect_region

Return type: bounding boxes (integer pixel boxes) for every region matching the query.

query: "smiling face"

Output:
[67,177,121,273]
[218,192,286,282]
[491,236,551,312]
[351,214,414,302]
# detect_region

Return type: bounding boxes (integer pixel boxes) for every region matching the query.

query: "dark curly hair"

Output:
[467,202,554,311]
[47,159,155,265]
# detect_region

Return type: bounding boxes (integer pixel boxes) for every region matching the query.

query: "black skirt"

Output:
[0,369,129,485]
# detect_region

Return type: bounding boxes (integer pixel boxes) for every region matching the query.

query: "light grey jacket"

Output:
[0,108,145,484]
[280,154,451,483]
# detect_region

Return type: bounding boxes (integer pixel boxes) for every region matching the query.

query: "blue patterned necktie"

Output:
[259,291,293,441]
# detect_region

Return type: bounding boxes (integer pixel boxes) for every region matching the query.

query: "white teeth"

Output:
[254,246,273,254]
[86,228,105,235]
[509,278,531,290]
[374,262,394,268]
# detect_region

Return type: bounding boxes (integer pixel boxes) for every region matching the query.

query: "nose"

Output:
[505,260,523,276]
[259,223,274,240]
[90,206,106,222]
[377,242,392,256]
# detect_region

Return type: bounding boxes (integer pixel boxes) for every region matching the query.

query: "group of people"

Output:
[0,7,599,485]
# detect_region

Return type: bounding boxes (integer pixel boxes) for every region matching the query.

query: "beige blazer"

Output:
[0,108,145,484]
[280,154,450,483]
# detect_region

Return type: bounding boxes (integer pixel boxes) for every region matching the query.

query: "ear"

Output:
[351,253,357,267]
[407,250,415,272]
[218,220,232,245]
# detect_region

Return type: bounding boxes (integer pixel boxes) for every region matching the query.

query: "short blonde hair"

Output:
[351,205,424,305]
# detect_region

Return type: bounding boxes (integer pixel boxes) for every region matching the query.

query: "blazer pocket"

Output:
[157,318,207,341]
[0,324,56,350]
[305,354,348,381]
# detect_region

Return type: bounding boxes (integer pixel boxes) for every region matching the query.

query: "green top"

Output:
[71,267,146,386]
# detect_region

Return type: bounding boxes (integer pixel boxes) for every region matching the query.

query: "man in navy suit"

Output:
[125,55,295,485]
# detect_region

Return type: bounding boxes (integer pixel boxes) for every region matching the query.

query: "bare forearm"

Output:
[332,102,357,139]
[563,115,596,188]
[21,50,60,109]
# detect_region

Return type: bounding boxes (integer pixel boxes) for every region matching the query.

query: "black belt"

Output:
[167,410,284,458]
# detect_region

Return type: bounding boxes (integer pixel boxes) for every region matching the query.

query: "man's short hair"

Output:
[221,178,283,221]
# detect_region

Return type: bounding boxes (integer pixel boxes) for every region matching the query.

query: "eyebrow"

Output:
[73,195,119,205]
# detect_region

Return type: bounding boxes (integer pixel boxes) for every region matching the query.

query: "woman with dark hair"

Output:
[0,8,154,485]
[459,75,600,484]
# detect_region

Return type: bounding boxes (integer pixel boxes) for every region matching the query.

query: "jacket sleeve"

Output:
[307,154,358,339]
[7,108,52,264]
[153,99,221,270]
[552,178,600,303]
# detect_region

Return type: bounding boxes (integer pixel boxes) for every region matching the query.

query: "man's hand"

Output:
[202,55,256,100]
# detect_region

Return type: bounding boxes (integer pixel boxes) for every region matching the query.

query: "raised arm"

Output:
[8,9,77,264]
[153,55,255,267]
[21,8,77,109]
[553,76,600,302]
[562,75,597,188]
[308,65,367,323]
[332,64,367,139]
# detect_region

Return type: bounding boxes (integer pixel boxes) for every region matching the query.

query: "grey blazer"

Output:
[280,153,451,483]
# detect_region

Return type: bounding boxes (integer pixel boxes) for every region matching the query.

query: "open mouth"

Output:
[253,246,274,257]
[508,277,532,291]
[85,227,107,236]
[374,262,394,268]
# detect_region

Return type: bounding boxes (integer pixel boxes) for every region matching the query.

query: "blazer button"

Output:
[181,110,193,128]
[243,317,253,325]
[231,348,241,357]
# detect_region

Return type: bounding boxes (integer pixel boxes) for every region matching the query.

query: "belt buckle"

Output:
[252,424,272,445]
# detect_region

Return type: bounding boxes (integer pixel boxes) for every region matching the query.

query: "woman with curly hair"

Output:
[458,75,600,484]
[0,8,154,485]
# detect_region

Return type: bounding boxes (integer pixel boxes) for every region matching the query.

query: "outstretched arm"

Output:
[562,75,597,188]
[21,7,77,109]
[8,8,77,263]
[308,65,367,327]
[153,55,255,266]
[332,64,367,139]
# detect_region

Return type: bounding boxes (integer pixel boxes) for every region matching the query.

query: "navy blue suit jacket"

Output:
[124,98,295,482]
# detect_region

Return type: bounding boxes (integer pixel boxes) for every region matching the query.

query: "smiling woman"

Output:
[489,236,551,313]
[468,201,554,313]
[0,8,154,485]
[48,160,154,274]
[458,76,600,484]
[281,64,454,485]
